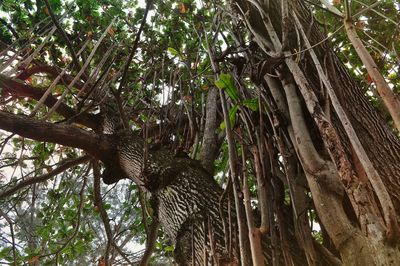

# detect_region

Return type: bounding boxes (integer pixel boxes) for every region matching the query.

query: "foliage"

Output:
[0,0,399,264]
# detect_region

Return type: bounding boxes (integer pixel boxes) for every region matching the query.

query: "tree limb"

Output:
[139,218,159,266]
[116,0,153,95]
[16,63,85,89]
[0,111,112,160]
[0,74,101,130]
[43,0,81,73]
[0,155,90,199]
[93,161,134,265]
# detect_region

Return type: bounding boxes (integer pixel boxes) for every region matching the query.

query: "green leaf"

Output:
[167,47,179,57]
[220,105,238,130]
[164,245,174,252]
[0,247,12,258]
[241,99,258,111]
[74,241,86,254]
[214,73,239,101]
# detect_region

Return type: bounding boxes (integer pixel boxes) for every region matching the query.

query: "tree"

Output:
[0,0,399,265]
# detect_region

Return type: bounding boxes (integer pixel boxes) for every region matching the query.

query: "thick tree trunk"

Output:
[2,1,399,264]
[232,0,400,264]
[0,111,309,265]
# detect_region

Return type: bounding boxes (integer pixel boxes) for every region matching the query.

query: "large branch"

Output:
[0,74,101,130]
[0,111,112,160]
[16,63,85,89]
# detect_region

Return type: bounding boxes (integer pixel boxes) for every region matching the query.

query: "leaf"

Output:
[201,85,209,91]
[27,256,40,265]
[241,99,258,111]
[366,74,373,84]
[0,247,12,258]
[355,21,365,30]
[220,105,238,130]
[179,3,186,14]
[167,47,179,57]
[164,245,175,252]
[107,27,115,36]
[214,73,239,101]
[74,241,86,254]
[184,95,192,103]
[98,258,106,266]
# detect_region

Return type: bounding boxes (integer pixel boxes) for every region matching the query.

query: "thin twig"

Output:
[43,0,81,72]
[44,18,116,120]
[117,0,153,95]
[0,155,90,199]
[92,160,134,265]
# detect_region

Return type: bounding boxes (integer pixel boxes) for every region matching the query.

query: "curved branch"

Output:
[93,161,134,265]
[0,111,112,160]
[93,160,113,265]
[16,63,85,89]
[0,155,90,199]
[0,74,101,130]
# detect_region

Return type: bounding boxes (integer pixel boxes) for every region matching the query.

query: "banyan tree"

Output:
[0,0,399,265]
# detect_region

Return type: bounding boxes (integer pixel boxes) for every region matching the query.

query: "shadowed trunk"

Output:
[232,0,400,264]
[1,0,399,265]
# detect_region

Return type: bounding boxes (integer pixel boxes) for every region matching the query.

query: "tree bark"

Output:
[232,0,400,264]
[2,1,400,264]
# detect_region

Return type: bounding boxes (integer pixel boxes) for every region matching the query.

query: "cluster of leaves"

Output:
[0,0,239,262]
[0,0,399,264]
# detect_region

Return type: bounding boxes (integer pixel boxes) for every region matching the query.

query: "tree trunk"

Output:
[232,0,400,264]
[1,1,400,264]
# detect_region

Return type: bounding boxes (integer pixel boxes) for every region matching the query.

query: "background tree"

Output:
[0,0,399,265]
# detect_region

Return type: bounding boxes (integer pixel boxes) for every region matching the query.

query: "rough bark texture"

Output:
[1,0,400,265]
[232,0,400,264]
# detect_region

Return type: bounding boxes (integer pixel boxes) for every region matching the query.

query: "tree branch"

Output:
[93,161,134,265]
[93,160,113,265]
[16,63,85,90]
[43,0,81,73]
[0,111,112,160]
[139,217,159,266]
[117,0,153,95]
[0,155,90,199]
[0,74,101,130]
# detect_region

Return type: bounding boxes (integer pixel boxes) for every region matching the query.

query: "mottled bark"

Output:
[232,0,400,264]
[0,110,309,265]
[2,1,399,264]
